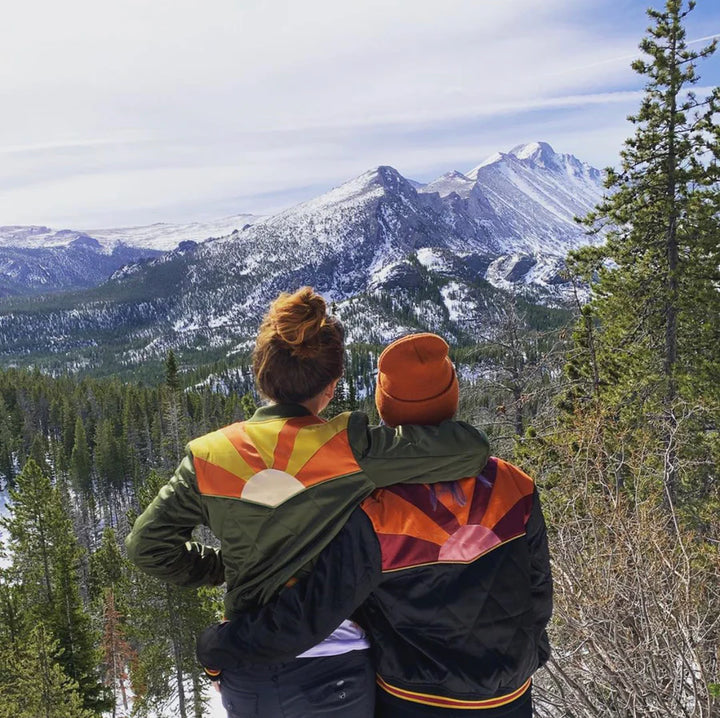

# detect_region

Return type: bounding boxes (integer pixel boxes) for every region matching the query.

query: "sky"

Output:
[1,0,719,229]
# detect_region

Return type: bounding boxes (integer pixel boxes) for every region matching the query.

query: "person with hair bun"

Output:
[126,287,490,718]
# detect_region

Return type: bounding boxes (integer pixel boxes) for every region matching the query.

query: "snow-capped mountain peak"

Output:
[467,141,596,179]
[422,171,474,198]
[509,140,557,163]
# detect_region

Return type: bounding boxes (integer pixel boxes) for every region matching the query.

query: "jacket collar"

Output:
[249,403,313,422]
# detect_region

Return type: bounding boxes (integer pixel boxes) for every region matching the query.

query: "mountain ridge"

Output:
[0,141,604,372]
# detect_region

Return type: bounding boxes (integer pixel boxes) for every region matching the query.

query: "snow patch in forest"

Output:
[441,281,464,321]
[416,247,451,273]
[116,681,226,718]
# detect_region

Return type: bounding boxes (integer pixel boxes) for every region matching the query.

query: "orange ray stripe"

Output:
[221,424,267,474]
[194,456,247,498]
[272,416,323,472]
[294,430,360,486]
[362,490,450,546]
[481,459,534,529]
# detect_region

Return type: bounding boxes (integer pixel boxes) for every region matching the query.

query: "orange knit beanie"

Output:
[375,333,459,427]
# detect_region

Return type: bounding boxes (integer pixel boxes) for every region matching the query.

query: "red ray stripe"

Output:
[376,533,441,571]
[385,484,462,534]
[272,416,322,472]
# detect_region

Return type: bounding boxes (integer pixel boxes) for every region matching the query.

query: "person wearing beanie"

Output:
[198,332,553,718]
[374,333,459,428]
[127,289,492,718]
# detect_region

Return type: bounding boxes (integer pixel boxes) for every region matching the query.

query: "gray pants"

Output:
[219,649,375,717]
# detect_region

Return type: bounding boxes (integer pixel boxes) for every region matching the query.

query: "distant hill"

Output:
[0,215,259,297]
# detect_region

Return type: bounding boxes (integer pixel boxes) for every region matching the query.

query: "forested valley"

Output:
[1,2,719,717]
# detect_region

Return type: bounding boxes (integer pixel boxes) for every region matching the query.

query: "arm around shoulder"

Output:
[348,411,490,487]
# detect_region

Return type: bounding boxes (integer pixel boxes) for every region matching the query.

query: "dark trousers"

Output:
[219,649,375,717]
[375,684,532,718]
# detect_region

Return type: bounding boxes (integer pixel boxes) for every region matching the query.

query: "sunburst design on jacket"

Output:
[361,457,535,571]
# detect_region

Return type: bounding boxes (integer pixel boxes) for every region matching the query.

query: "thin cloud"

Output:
[0,134,150,155]
[2,0,719,227]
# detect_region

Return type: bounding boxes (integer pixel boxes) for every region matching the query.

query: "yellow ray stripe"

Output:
[242,418,287,469]
[285,413,351,477]
[188,429,257,481]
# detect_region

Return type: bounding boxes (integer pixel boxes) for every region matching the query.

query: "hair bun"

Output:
[269,287,327,359]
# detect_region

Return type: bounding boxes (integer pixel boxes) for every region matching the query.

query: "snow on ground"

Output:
[207,687,226,717]
[87,215,259,251]
[441,281,465,322]
[419,171,474,199]
[113,682,227,718]
[280,168,385,215]
[368,260,400,286]
[415,247,452,273]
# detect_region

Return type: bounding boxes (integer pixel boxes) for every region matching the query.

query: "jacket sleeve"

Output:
[125,450,225,588]
[526,487,553,666]
[348,412,490,487]
[196,509,381,669]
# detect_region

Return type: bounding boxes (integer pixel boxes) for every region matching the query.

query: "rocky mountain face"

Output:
[0,142,604,372]
[0,234,162,298]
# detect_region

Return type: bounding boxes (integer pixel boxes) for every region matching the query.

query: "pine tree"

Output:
[569,0,720,504]
[70,416,92,494]
[0,396,16,485]
[165,350,181,392]
[101,589,136,718]
[0,624,95,718]
[162,351,188,463]
[240,391,257,421]
[88,529,136,716]
[126,471,220,718]
[94,418,124,524]
[1,459,109,713]
[89,527,128,602]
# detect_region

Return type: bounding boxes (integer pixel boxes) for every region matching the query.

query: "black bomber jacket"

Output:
[196,457,553,710]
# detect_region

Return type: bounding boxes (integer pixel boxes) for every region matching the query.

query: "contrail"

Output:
[687,33,720,45]
[555,32,720,75]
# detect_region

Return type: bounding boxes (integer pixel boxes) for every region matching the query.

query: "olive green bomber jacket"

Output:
[125,403,489,618]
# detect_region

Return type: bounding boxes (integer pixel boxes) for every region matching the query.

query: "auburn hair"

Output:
[253,287,345,404]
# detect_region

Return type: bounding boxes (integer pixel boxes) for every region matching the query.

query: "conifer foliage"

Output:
[569,0,720,506]
[0,460,109,714]
[524,3,720,715]
[0,363,234,716]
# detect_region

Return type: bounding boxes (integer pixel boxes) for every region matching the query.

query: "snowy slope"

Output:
[421,170,475,199]
[0,214,259,253]
[464,141,603,255]
[87,214,260,252]
[0,236,163,298]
